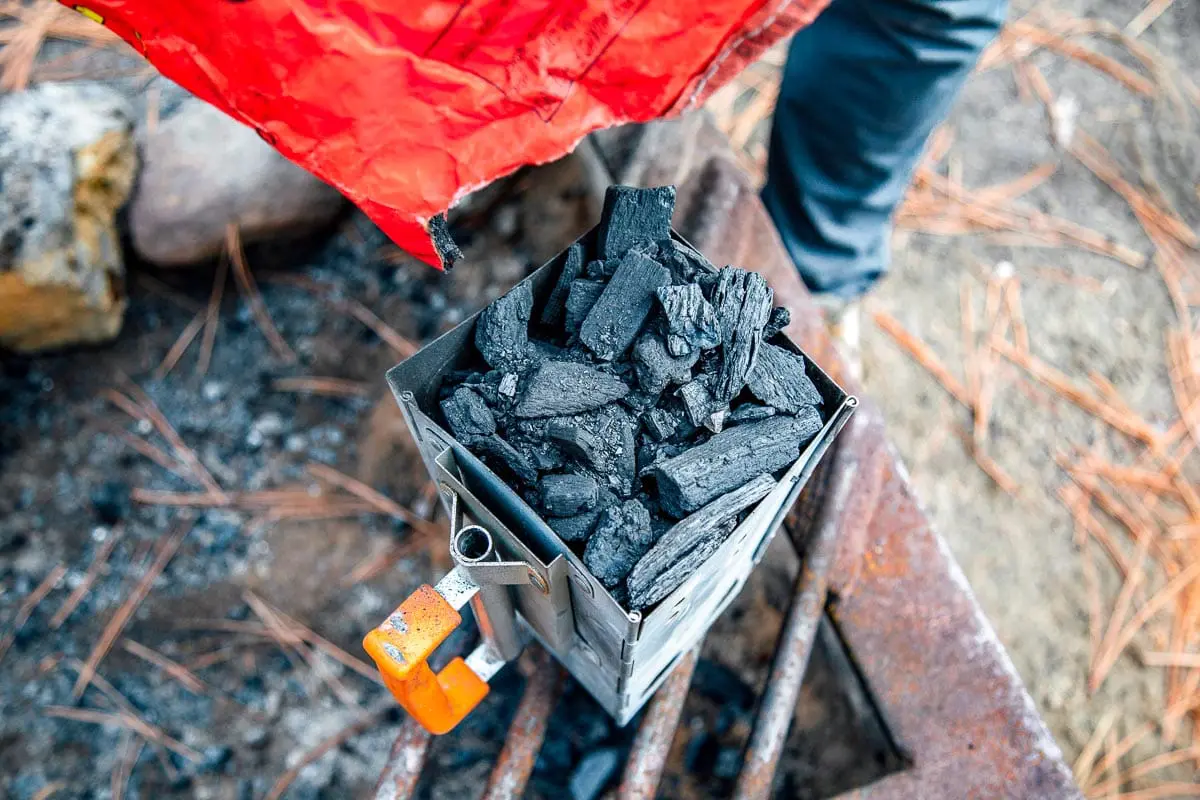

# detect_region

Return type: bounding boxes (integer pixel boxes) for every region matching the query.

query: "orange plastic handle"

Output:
[363,585,489,734]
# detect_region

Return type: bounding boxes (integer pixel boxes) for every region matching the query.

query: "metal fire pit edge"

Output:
[386,226,855,725]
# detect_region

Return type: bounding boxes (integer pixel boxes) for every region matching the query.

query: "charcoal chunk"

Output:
[579,253,671,361]
[597,185,676,259]
[653,414,819,517]
[677,379,717,429]
[728,404,776,425]
[498,372,519,398]
[508,419,566,471]
[475,282,533,371]
[656,284,721,356]
[475,434,539,486]
[540,473,599,517]
[440,387,495,444]
[627,474,776,609]
[643,407,678,441]
[548,490,618,543]
[747,343,822,414]
[637,441,684,477]
[762,306,791,340]
[584,259,619,280]
[656,239,715,284]
[710,268,773,403]
[540,243,585,327]
[582,499,655,588]
[547,405,637,496]
[632,334,698,394]
[515,361,630,418]
[564,280,605,335]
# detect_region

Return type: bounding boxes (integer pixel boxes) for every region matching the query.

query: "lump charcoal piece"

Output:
[627,474,775,609]
[643,407,678,441]
[584,258,620,280]
[547,405,637,496]
[652,415,817,517]
[540,473,599,517]
[762,306,791,341]
[637,441,684,477]
[508,419,566,471]
[656,239,715,284]
[579,252,671,361]
[440,387,496,444]
[564,279,605,335]
[475,282,533,371]
[678,380,716,429]
[656,284,721,356]
[711,268,773,403]
[747,343,823,414]
[597,185,676,259]
[621,390,661,415]
[475,434,538,486]
[514,361,630,418]
[582,499,655,588]
[549,489,618,543]
[540,243,585,327]
[498,372,519,398]
[728,404,776,425]
[633,334,699,394]
[706,408,728,434]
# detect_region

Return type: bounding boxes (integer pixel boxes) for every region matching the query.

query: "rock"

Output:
[129,98,345,265]
[569,748,621,800]
[0,83,135,352]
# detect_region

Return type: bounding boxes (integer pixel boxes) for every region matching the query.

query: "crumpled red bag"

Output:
[62,0,826,267]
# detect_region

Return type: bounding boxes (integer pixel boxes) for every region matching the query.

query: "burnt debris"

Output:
[438,185,828,611]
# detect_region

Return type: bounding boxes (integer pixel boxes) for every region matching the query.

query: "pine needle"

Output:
[263,703,392,800]
[50,528,123,629]
[226,225,297,363]
[0,563,65,664]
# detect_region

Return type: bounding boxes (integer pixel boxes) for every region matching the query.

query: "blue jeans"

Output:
[762,0,1008,298]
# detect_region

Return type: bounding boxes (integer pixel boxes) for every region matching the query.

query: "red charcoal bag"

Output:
[61,0,827,266]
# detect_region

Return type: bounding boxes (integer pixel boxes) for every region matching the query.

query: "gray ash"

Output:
[438,186,827,610]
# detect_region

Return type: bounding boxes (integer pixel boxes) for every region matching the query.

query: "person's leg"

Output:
[762,0,1007,298]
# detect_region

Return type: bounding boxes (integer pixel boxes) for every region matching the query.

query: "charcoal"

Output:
[584,259,619,280]
[706,408,728,434]
[547,405,637,496]
[710,267,773,403]
[677,379,716,429]
[475,434,539,486]
[728,404,776,424]
[564,280,605,334]
[540,473,599,517]
[627,474,775,609]
[637,441,684,477]
[548,490,618,543]
[498,372,519,398]
[656,239,715,284]
[579,253,671,361]
[540,243,585,327]
[440,387,495,444]
[656,284,721,356]
[582,499,655,588]
[762,306,791,340]
[620,390,661,415]
[632,334,698,394]
[643,407,678,441]
[447,370,501,407]
[746,343,822,414]
[514,361,630,418]
[597,185,676,259]
[475,282,533,371]
[653,414,819,517]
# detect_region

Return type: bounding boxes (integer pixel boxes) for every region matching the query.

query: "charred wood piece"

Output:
[475,282,533,371]
[656,284,721,356]
[548,489,618,543]
[539,473,599,517]
[597,185,676,259]
[582,499,655,588]
[710,267,772,403]
[540,243,585,327]
[440,387,496,444]
[762,306,791,340]
[632,334,698,394]
[747,343,822,414]
[475,434,539,486]
[514,361,630,418]
[579,252,671,361]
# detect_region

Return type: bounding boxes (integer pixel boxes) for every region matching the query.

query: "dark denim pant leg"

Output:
[762,0,1008,298]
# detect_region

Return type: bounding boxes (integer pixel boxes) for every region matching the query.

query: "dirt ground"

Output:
[852,0,1200,786]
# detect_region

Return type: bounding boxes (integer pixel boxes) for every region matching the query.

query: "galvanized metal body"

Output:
[387,227,854,724]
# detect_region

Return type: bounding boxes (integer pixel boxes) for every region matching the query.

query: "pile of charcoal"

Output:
[438,186,825,611]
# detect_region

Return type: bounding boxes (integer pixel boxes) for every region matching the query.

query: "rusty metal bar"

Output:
[617,645,701,800]
[732,418,875,800]
[373,716,433,800]
[482,646,564,800]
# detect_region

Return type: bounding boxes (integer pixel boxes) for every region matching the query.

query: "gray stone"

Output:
[130,98,345,265]
[0,83,135,351]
